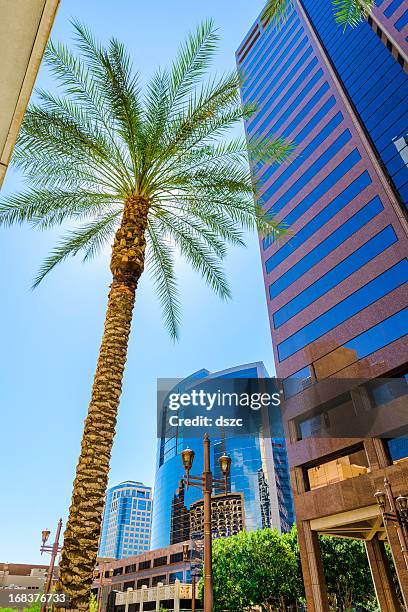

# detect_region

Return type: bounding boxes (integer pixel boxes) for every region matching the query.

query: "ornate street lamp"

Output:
[180,434,232,612]
[374,478,408,570]
[218,453,231,490]
[396,496,408,515]
[41,530,51,547]
[181,447,195,487]
[374,490,386,510]
[39,519,63,612]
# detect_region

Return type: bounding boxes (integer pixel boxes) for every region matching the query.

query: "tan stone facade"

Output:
[0,0,59,187]
[93,542,193,611]
[285,387,408,611]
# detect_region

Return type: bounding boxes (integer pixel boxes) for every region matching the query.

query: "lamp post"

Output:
[40,518,62,612]
[180,433,231,612]
[183,539,203,612]
[374,477,408,570]
[183,543,195,612]
[96,564,114,612]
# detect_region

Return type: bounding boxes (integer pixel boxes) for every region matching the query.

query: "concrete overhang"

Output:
[0,0,59,188]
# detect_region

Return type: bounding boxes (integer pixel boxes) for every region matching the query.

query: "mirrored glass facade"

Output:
[237,1,408,382]
[150,363,294,550]
[237,4,408,607]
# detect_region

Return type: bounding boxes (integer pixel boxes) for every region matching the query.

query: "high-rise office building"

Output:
[99,481,152,559]
[151,363,294,550]
[238,2,408,610]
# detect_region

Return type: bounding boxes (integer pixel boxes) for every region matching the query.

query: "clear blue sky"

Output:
[0,0,273,564]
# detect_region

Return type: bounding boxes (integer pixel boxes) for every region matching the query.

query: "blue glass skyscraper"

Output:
[99,481,152,559]
[238,1,408,608]
[151,363,294,549]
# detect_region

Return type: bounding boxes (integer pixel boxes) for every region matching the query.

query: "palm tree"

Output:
[263,0,374,29]
[0,21,293,609]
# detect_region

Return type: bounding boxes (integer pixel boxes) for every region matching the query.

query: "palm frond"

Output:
[169,19,219,111]
[44,37,109,125]
[0,189,119,229]
[254,203,288,241]
[32,211,121,288]
[146,221,181,340]
[333,0,374,28]
[153,213,231,299]
[247,135,296,167]
[69,21,145,179]
[5,19,292,336]
[263,0,293,26]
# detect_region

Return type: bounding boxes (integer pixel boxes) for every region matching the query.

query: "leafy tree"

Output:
[263,0,374,29]
[0,20,292,610]
[284,526,377,611]
[319,534,376,610]
[89,593,98,612]
[208,529,302,611]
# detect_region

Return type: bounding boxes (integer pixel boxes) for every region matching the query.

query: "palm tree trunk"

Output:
[57,195,149,610]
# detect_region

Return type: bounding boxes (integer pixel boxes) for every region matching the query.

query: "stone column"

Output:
[124,588,132,612]
[140,585,148,612]
[155,583,163,612]
[297,520,330,612]
[383,523,408,609]
[365,537,401,611]
[174,579,181,612]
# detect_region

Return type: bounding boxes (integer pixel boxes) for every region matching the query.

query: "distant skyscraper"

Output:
[151,363,294,550]
[238,2,408,609]
[99,481,152,559]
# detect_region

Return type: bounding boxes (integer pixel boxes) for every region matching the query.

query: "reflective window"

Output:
[282,365,314,399]
[138,560,151,570]
[302,0,408,208]
[247,35,309,102]
[169,571,184,584]
[123,581,134,591]
[278,260,408,361]
[268,188,380,300]
[257,97,338,193]
[260,110,343,221]
[273,225,398,328]
[248,55,318,136]
[395,10,408,31]
[383,0,404,15]
[386,438,408,463]
[261,82,330,144]
[269,139,355,229]
[152,575,166,587]
[307,447,370,490]
[369,375,408,407]
[265,152,365,273]
[153,556,167,567]
[241,12,298,85]
[298,394,354,440]
[343,307,408,360]
[243,24,302,97]
[253,66,323,138]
